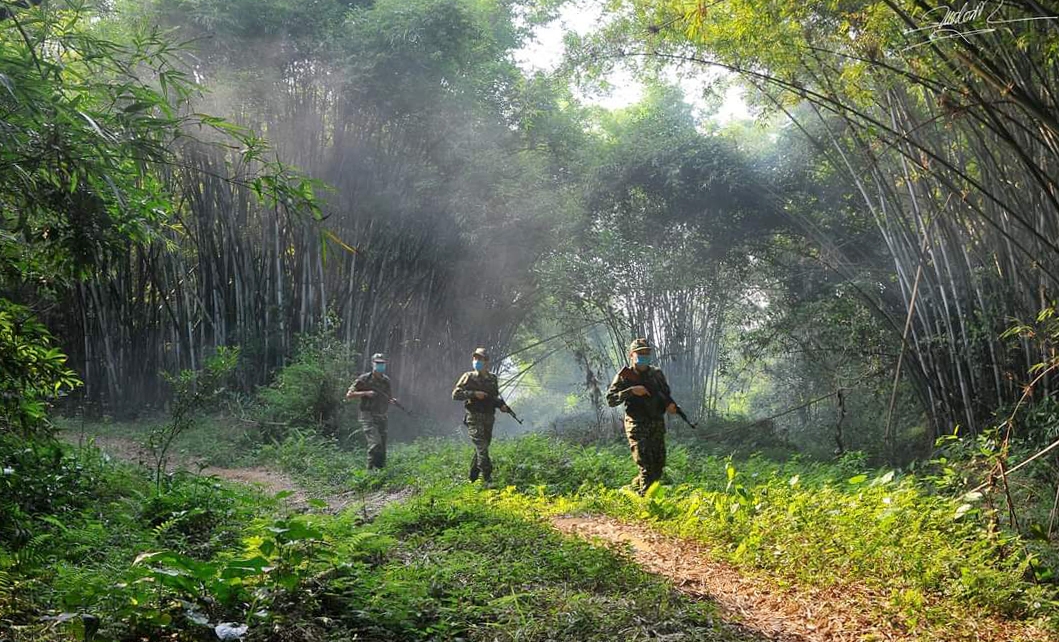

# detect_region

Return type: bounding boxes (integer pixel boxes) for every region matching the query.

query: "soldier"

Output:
[606,338,677,495]
[451,347,510,484]
[345,352,395,470]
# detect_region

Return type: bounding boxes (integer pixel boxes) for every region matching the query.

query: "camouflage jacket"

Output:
[452,370,505,415]
[606,365,671,422]
[350,371,392,415]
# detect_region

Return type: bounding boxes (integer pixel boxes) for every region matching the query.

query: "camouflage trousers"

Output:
[360,413,388,470]
[465,411,495,482]
[624,416,666,495]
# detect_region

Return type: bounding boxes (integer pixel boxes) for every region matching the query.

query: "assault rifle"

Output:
[617,366,698,429]
[345,384,413,416]
[387,395,414,417]
[465,388,523,424]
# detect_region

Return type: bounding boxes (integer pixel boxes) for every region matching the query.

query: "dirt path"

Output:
[552,514,1049,642]
[64,432,412,518]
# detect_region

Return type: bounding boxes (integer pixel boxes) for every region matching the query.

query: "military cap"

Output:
[472,347,490,360]
[371,352,388,362]
[629,338,653,353]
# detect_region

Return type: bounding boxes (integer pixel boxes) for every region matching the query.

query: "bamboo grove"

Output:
[589,0,1059,446]
[36,0,566,417]
[5,0,1059,459]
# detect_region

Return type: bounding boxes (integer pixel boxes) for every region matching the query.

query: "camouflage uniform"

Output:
[452,368,506,483]
[606,362,672,495]
[350,370,391,470]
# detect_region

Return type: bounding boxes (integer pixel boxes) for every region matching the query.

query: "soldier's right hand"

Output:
[629,385,651,397]
[474,391,489,400]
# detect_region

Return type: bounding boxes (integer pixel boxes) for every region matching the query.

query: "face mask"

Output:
[635,353,651,367]
[472,360,485,372]
[373,362,386,373]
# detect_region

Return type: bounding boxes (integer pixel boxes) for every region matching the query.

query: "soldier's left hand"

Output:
[500,404,510,413]
[389,397,398,404]
[666,403,677,414]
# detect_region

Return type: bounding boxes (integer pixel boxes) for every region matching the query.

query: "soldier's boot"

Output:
[367,443,385,471]
[478,452,493,485]
[469,453,480,482]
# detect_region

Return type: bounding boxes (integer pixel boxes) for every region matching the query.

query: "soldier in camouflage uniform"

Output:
[452,347,510,484]
[606,338,677,495]
[345,353,395,470]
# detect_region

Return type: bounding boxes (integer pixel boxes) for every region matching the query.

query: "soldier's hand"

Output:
[500,404,511,413]
[389,397,398,404]
[629,385,651,397]
[666,402,677,414]
[363,390,376,398]
[474,391,489,400]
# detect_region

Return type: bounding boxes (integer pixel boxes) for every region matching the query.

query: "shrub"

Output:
[149,346,240,489]
[0,299,81,436]
[253,319,359,441]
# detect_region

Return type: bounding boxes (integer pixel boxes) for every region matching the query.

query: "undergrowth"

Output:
[30,416,1059,640]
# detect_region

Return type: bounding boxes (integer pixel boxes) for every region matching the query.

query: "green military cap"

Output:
[629,338,652,353]
[371,352,388,362]
[472,347,489,360]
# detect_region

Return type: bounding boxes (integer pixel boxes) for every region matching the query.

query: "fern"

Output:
[151,515,182,539]
[13,532,52,570]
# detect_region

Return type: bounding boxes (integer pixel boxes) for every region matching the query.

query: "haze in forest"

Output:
[4,1,1059,637]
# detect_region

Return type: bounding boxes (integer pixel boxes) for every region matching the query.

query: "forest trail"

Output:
[60,431,1048,641]
[551,515,1047,642]
[62,432,413,518]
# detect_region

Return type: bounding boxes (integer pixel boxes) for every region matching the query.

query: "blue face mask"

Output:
[373,362,386,373]
[472,360,485,372]
[635,353,651,367]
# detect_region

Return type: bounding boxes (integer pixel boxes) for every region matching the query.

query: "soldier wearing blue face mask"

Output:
[346,352,395,470]
[606,338,677,495]
[452,347,510,485]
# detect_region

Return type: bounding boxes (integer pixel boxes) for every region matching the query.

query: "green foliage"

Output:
[336,434,1059,628]
[0,434,143,628]
[101,513,340,638]
[1002,304,1059,445]
[149,347,240,489]
[37,414,1059,638]
[0,300,81,436]
[321,487,716,641]
[0,435,110,549]
[0,0,320,288]
[253,320,359,441]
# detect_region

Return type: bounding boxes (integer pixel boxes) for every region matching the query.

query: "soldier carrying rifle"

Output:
[346,352,396,470]
[452,347,512,486]
[607,338,694,495]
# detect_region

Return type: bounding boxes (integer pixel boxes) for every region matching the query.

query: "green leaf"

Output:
[871,471,895,486]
